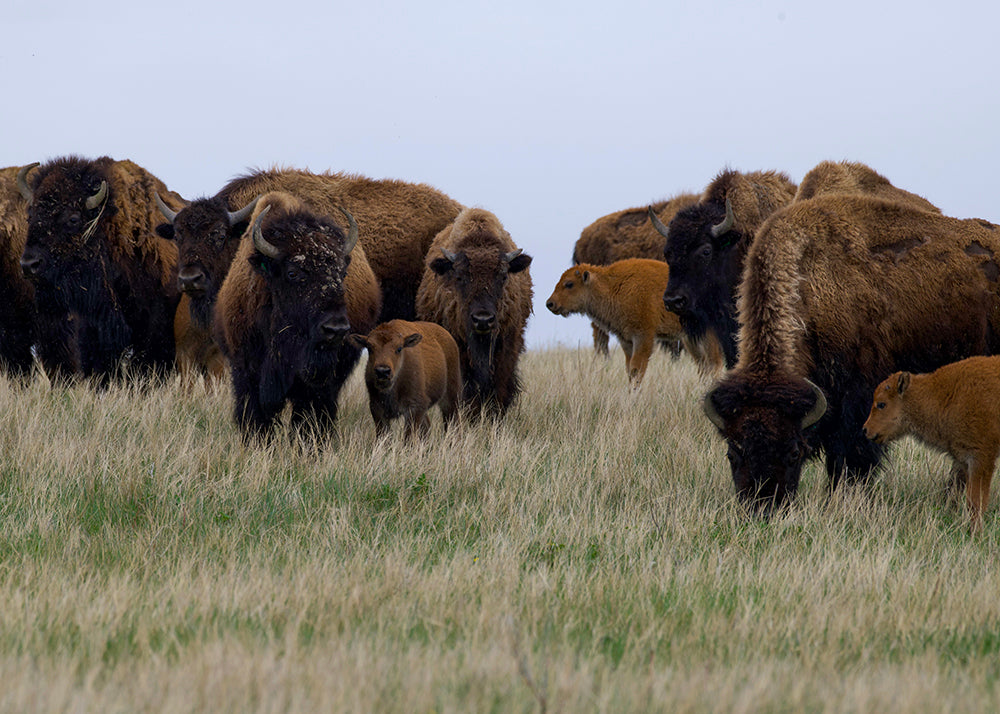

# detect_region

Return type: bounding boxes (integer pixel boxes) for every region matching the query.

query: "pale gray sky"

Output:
[6,0,998,348]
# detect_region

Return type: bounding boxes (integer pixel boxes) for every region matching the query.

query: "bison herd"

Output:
[3,155,999,529]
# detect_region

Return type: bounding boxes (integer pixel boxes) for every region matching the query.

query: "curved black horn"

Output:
[336,206,359,254]
[503,248,523,263]
[85,180,108,211]
[647,206,671,238]
[228,194,261,226]
[251,205,281,259]
[802,379,828,428]
[710,198,735,239]
[440,247,458,263]
[16,162,39,202]
[154,192,178,223]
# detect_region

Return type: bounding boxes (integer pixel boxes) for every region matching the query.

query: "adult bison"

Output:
[651,170,797,369]
[416,207,532,417]
[793,160,940,213]
[0,165,42,378]
[573,192,698,355]
[19,156,186,381]
[702,194,1000,511]
[157,167,462,332]
[214,192,380,440]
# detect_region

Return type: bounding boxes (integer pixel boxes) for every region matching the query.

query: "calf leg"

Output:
[592,323,610,357]
[965,449,998,531]
[946,460,969,504]
[627,335,655,388]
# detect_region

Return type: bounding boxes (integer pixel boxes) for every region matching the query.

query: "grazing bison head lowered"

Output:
[156,195,258,330]
[704,371,827,511]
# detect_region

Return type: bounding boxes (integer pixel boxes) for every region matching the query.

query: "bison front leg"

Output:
[230,364,280,442]
[592,323,610,357]
[626,335,655,388]
[404,409,432,441]
[965,449,998,532]
[945,460,969,504]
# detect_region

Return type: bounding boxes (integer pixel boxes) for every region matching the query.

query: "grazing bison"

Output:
[416,207,532,417]
[702,194,1000,511]
[652,170,797,369]
[545,259,721,386]
[573,192,698,355]
[348,319,461,439]
[214,192,380,440]
[19,156,186,380]
[157,167,462,332]
[863,356,1000,530]
[793,160,940,213]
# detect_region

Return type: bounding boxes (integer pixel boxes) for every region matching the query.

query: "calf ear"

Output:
[155,223,175,240]
[403,333,423,349]
[896,372,911,394]
[582,270,590,283]
[508,252,532,274]
[346,334,369,350]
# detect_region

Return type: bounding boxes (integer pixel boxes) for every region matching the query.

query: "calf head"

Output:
[545,266,590,317]
[348,327,423,392]
[704,371,827,512]
[156,194,259,329]
[862,372,910,444]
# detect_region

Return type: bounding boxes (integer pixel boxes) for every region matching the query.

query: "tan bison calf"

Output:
[863,355,1000,530]
[348,319,461,439]
[545,258,721,386]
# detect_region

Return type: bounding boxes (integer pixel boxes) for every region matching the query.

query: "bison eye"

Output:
[67,213,81,228]
[876,402,886,410]
[785,442,802,466]
[285,267,303,283]
[699,245,712,261]
[726,445,743,467]
[564,281,574,289]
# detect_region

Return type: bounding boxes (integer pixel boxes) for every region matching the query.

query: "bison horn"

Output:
[440,248,458,263]
[503,248,523,264]
[16,162,39,202]
[228,194,261,226]
[154,192,178,223]
[336,206,359,254]
[85,180,108,211]
[802,379,827,428]
[251,205,281,259]
[710,198,735,239]
[702,390,726,431]
[647,206,671,238]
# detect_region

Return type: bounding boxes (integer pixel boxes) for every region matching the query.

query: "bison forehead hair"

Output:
[259,212,351,289]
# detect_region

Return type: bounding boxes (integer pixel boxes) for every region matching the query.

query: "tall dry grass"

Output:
[0,347,998,713]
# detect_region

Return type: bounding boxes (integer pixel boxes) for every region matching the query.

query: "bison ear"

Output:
[508,252,532,274]
[429,257,454,276]
[403,333,423,349]
[347,334,369,351]
[247,252,275,277]
[155,223,175,240]
[896,372,911,395]
[582,270,590,283]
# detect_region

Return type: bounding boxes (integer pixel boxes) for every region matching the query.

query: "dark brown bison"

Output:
[0,165,41,378]
[651,170,797,368]
[573,192,698,354]
[157,167,462,332]
[862,356,1000,531]
[348,319,462,439]
[416,207,532,417]
[793,160,941,213]
[702,194,1000,511]
[174,294,226,385]
[213,191,380,440]
[19,156,186,381]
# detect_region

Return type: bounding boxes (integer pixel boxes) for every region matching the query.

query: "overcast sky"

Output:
[6,0,998,349]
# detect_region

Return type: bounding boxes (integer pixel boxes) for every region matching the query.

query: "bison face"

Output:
[349,328,422,392]
[704,373,827,513]
[545,266,588,317]
[156,195,258,330]
[430,247,532,337]
[862,372,910,445]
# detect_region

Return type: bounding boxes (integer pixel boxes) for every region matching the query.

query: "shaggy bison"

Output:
[863,356,1000,530]
[793,160,940,213]
[348,319,461,439]
[416,207,532,417]
[213,192,380,440]
[703,194,1000,511]
[19,156,186,381]
[0,165,42,378]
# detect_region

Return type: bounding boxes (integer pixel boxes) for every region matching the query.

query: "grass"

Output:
[0,347,998,712]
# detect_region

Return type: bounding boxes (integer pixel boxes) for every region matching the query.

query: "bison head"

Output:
[248,204,357,390]
[862,372,910,445]
[651,199,742,367]
[703,371,827,513]
[430,246,532,336]
[156,195,259,330]
[348,325,422,393]
[545,265,589,317]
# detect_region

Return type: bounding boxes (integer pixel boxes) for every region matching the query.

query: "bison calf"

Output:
[863,355,1000,530]
[546,259,721,386]
[348,319,461,439]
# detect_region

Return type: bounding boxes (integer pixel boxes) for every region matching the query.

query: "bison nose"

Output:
[178,267,206,294]
[374,365,391,380]
[663,291,687,313]
[20,252,43,278]
[545,300,555,312]
[471,310,496,333]
[318,318,350,343]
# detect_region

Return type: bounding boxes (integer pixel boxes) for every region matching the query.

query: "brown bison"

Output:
[0,165,42,378]
[19,156,186,380]
[348,319,461,439]
[157,167,462,332]
[651,170,797,368]
[793,160,941,213]
[213,191,380,440]
[416,207,532,416]
[703,194,1000,511]
[174,294,226,384]
[573,192,698,355]
[546,259,722,386]
[863,356,1000,530]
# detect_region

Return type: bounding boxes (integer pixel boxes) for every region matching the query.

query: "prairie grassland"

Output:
[0,347,998,713]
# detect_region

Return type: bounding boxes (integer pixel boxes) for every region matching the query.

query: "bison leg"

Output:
[230,364,280,441]
[404,410,431,441]
[627,335,654,388]
[946,460,969,503]
[592,323,610,357]
[965,450,997,532]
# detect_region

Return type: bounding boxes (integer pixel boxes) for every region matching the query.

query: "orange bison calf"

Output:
[546,258,721,386]
[863,355,1000,530]
[348,319,461,439]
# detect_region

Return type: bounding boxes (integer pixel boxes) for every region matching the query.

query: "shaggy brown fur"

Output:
[174,294,226,384]
[863,356,1000,530]
[0,166,39,377]
[546,259,721,385]
[794,160,940,213]
[706,194,1000,510]
[416,207,532,417]
[348,319,461,439]
[214,191,380,439]
[573,192,699,355]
